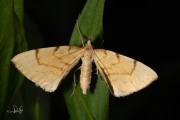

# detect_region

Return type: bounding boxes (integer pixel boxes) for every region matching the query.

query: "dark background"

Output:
[22,0,180,120]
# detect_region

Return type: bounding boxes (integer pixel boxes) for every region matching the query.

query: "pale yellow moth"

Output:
[11,38,158,97]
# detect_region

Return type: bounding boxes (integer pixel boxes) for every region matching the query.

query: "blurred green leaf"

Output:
[63,0,109,120]
[0,0,27,119]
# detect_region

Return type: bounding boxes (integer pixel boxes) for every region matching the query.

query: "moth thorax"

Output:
[80,50,93,94]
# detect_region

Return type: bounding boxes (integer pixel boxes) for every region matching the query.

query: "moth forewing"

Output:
[11,46,83,92]
[93,49,158,97]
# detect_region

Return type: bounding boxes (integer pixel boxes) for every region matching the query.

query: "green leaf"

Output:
[63,0,109,120]
[0,0,27,119]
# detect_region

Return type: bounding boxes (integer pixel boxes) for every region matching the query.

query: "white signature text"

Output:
[6,105,24,114]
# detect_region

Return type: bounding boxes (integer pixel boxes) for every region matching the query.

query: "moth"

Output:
[11,39,158,97]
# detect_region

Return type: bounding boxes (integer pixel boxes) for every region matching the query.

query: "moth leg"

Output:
[95,67,99,75]
[96,68,107,84]
[71,67,81,96]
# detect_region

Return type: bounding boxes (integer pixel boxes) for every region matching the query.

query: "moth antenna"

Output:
[76,20,85,46]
